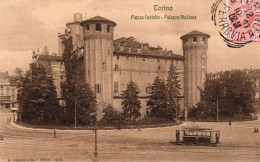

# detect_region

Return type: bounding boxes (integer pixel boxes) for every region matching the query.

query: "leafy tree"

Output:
[195,70,256,119]
[146,76,167,118]
[102,105,121,124]
[121,81,141,123]
[166,64,181,120]
[18,63,62,124]
[61,36,96,125]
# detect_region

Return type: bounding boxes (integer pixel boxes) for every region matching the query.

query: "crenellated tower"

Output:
[80,16,117,106]
[181,30,210,121]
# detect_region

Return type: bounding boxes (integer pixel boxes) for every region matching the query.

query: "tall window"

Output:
[95,84,101,93]
[108,48,110,55]
[114,82,118,93]
[86,24,90,31]
[107,25,111,32]
[96,23,101,31]
[115,64,119,70]
[193,37,197,43]
[158,66,161,70]
[202,37,206,44]
[6,87,9,96]
[146,83,152,94]
[117,55,119,59]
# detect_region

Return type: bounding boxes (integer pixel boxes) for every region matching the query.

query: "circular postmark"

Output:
[211,0,260,48]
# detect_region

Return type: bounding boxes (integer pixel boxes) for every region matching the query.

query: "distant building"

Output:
[0,72,18,110]
[36,13,210,120]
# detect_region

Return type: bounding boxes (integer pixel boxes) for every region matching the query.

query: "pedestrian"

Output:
[54,130,56,138]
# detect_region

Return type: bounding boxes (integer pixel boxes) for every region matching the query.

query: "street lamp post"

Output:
[94,112,98,161]
[93,102,105,162]
[75,100,77,129]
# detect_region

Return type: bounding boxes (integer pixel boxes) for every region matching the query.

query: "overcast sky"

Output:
[1,0,260,75]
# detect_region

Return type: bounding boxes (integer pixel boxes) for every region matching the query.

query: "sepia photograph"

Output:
[0,0,259,161]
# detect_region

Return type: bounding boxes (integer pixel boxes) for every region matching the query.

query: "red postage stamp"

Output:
[226,0,260,42]
[212,0,260,47]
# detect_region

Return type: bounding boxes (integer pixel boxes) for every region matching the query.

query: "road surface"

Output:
[0,112,259,161]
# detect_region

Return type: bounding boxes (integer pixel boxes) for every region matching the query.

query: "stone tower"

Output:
[58,13,84,56]
[180,30,210,121]
[80,16,116,106]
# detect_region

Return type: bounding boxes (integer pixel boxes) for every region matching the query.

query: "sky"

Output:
[0,0,260,75]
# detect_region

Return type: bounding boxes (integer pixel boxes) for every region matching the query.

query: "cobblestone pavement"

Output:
[0,113,259,162]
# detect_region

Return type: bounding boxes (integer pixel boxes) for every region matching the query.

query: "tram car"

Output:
[176,127,220,146]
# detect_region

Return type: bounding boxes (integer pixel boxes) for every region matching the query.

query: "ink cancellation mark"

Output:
[211,0,260,48]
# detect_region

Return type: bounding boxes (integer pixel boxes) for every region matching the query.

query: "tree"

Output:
[195,70,256,119]
[166,64,181,120]
[75,82,96,125]
[18,63,62,124]
[102,105,121,124]
[146,76,168,118]
[121,81,141,123]
[61,36,96,125]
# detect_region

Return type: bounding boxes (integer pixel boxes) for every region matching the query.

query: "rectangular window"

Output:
[86,24,90,31]
[202,37,206,43]
[115,64,118,70]
[96,23,101,31]
[61,75,64,80]
[146,83,152,94]
[158,58,160,62]
[193,37,197,43]
[114,82,118,93]
[185,38,188,44]
[158,66,161,70]
[108,48,110,55]
[107,25,111,32]
[117,55,119,59]
[95,84,101,93]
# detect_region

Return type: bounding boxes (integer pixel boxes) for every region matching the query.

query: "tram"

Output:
[176,127,220,146]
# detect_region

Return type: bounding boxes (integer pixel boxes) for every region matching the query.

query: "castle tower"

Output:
[58,13,84,56]
[80,16,116,106]
[180,30,210,121]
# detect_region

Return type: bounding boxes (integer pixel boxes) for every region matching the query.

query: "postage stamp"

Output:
[212,0,260,47]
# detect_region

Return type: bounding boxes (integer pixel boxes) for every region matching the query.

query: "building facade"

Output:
[0,72,18,110]
[39,13,209,120]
